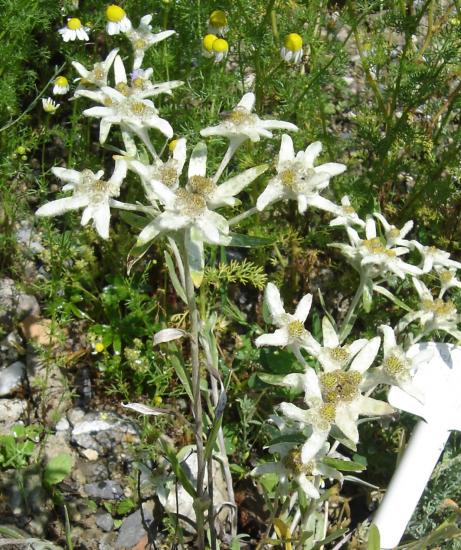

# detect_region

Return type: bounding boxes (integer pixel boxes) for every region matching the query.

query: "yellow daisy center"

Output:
[288,320,305,338]
[203,34,218,52]
[212,38,228,53]
[168,139,178,153]
[320,370,362,403]
[55,76,68,87]
[284,33,303,52]
[67,18,82,30]
[188,175,215,196]
[106,5,126,22]
[209,10,227,27]
[95,342,105,353]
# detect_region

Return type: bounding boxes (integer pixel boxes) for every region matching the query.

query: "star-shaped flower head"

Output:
[362,325,433,398]
[279,337,392,461]
[255,282,317,358]
[36,161,127,239]
[412,242,461,274]
[373,213,414,248]
[252,415,343,500]
[72,49,119,89]
[329,196,365,228]
[58,17,89,42]
[127,14,176,70]
[436,267,461,297]
[134,142,268,285]
[397,278,461,340]
[124,137,188,204]
[256,135,346,214]
[331,216,422,282]
[200,93,298,144]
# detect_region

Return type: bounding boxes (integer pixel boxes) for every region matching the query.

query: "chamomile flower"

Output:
[105,4,132,35]
[127,14,176,70]
[42,97,60,114]
[53,76,70,96]
[58,17,89,42]
[36,161,127,240]
[208,10,228,36]
[202,34,217,58]
[211,38,229,63]
[256,135,346,214]
[281,33,303,63]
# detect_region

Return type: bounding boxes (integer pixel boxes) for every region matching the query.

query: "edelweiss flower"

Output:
[436,267,461,297]
[53,76,70,96]
[280,343,392,460]
[363,325,432,397]
[252,416,342,499]
[332,217,422,281]
[105,5,131,35]
[200,92,298,143]
[308,317,370,373]
[373,213,414,248]
[397,278,461,339]
[82,86,173,144]
[36,162,127,239]
[412,242,461,274]
[255,283,317,357]
[135,142,267,247]
[329,196,365,228]
[72,49,119,89]
[127,14,176,70]
[58,17,89,42]
[281,33,303,63]
[207,10,228,36]
[256,135,346,214]
[125,137,187,203]
[42,98,60,114]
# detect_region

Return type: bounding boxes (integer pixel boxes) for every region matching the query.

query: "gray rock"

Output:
[16,221,44,254]
[96,511,114,532]
[67,407,86,426]
[0,399,26,432]
[0,279,40,327]
[115,502,154,549]
[0,331,24,365]
[55,417,70,431]
[84,479,124,500]
[0,361,25,396]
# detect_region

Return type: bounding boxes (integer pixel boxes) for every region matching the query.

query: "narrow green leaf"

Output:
[118,211,149,230]
[228,233,276,247]
[164,251,187,304]
[161,440,197,499]
[322,457,366,472]
[170,355,193,401]
[204,390,227,462]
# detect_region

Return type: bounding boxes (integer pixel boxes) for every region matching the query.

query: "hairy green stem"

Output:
[182,234,206,549]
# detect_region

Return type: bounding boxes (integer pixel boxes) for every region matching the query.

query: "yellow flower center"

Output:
[159,164,179,187]
[67,18,82,30]
[209,9,227,27]
[327,346,351,367]
[115,82,130,96]
[320,370,362,403]
[95,342,105,353]
[168,139,178,153]
[343,205,355,215]
[224,106,253,125]
[55,76,68,87]
[388,227,401,238]
[132,77,145,88]
[175,189,207,217]
[280,169,297,189]
[106,5,126,22]
[203,34,218,52]
[383,354,407,378]
[288,320,305,338]
[130,101,147,116]
[188,175,215,196]
[439,270,454,284]
[422,298,456,317]
[284,33,303,52]
[212,38,228,53]
[319,402,337,423]
[283,450,314,476]
[134,38,147,50]
[363,237,396,257]
[93,67,106,81]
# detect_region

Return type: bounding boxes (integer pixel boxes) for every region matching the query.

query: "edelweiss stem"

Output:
[212,136,246,183]
[182,236,206,549]
[339,276,366,343]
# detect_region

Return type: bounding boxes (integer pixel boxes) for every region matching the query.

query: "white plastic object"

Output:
[372,342,461,549]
